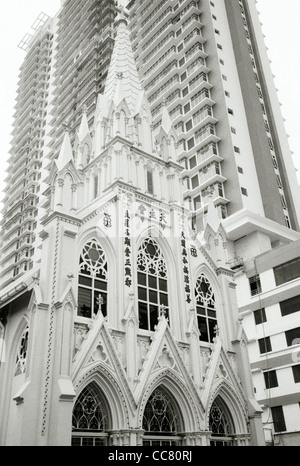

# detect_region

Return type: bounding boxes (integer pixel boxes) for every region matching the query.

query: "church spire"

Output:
[103,6,143,116]
[77,105,90,143]
[56,123,74,172]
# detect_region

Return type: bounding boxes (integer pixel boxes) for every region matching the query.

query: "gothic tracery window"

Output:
[195,274,217,343]
[137,237,168,331]
[143,388,178,436]
[209,398,234,446]
[77,240,108,319]
[72,385,109,446]
[15,326,29,376]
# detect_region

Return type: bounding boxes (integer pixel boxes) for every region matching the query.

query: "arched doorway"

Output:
[209,397,235,446]
[71,384,111,446]
[142,387,183,446]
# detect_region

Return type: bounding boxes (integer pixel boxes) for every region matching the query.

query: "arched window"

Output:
[209,397,234,446]
[137,237,168,331]
[15,326,29,376]
[77,240,108,319]
[72,385,110,446]
[143,388,181,446]
[195,274,217,343]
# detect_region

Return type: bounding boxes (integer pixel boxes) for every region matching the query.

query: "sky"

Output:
[0,0,299,213]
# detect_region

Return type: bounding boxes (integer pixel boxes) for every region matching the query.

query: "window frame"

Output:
[258,336,272,354]
[263,370,278,389]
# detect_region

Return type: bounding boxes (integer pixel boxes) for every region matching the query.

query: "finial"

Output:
[62,120,70,133]
[115,5,128,26]
[96,294,104,315]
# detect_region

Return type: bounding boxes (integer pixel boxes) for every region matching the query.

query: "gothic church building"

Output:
[0,10,265,447]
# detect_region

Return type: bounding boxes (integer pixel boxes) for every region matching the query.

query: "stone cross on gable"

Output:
[96,294,104,314]
[159,304,167,319]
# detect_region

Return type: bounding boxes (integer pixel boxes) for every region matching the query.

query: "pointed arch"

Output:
[71,381,111,446]
[194,272,217,343]
[73,364,130,435]
[192,263,222,344]
[7,315,30,379]
[142,386,181,439]
[206,381,249,444]
[77,228,119,326]
[136,236,168,331]
[14,325,29,377]
[77,239,108,319]
[135,225,183,336]
[138,370,202,444]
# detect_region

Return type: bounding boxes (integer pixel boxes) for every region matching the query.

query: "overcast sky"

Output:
[0,0,299,212]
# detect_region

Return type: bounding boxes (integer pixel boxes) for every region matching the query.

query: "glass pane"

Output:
[198,316,208,342]
[138,272,146,286]
[159,278,168,292]
[79,275,92,287]
[138,287,147,301]
[148,275,157,289]
[259,337,272,354]
[159,293,168,306]
[95,437,107,446]
[71,437,81,446]
[149,290,158,304]
[150,305,158,330]
[139,302,148,330]
[286,328,300,347]
[146,242,157,258]
[78,287,92,318]
[196,306,206,316]
[94,280,107,291]
[208,319,217,342]
[82,437,94,446]
[280,296,300,317]
[254,308,267,325]
[271,406,286,433]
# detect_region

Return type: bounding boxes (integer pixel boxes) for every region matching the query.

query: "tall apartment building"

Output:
[127,0,300,445]
[0,0,299,447]
[0,14,55,287]
[127,0,300,232]
[48,0,117,160]
[0,0,118,288]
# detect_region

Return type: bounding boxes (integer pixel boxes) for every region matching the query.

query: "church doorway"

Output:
[71,384,110,446]
[209,397,235,446]
[142,387,183,446]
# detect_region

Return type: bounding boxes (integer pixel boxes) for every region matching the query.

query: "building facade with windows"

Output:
[0,8,266,447]
[236,239,300,446]
[127,0,300,233]
[0,0,119,288]
[0,14,55,288]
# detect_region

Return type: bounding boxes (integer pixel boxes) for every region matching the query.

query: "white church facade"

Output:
[0,11,265,447]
